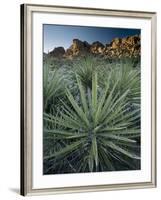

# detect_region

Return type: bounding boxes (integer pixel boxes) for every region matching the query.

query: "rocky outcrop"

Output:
[111,38,121,49]
[90,41,104,54]
[47,35,140,59]
[104,35,140,59]
[49,47,65,58]
[64,39,90,59]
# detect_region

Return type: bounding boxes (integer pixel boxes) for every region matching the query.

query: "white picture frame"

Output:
[20,4,157,196]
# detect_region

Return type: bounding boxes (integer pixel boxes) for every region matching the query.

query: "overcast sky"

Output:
[43,24,140,53]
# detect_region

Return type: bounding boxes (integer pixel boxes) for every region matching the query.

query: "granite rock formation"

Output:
[46,35,140,59]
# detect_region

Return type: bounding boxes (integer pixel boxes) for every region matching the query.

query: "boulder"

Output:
[111,38,121,49]
[90,41,104,54]
[126,35,140,45]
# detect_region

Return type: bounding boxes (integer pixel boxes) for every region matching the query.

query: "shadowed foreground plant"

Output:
[43,72,140,174]
[43,64,66,111]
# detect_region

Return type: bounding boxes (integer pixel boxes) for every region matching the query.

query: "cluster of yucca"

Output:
[43,57,141,174]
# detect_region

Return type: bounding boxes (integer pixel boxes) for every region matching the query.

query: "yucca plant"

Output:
[71,57,140,108]
[43,72,140,174]
[101,61,140,108]
[43,63,66,111]
[71,56,109,89]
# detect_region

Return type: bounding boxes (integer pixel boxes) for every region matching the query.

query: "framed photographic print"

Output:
[20,4,157,196]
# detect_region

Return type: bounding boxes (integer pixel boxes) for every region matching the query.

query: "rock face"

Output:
[47,35,140,59]
[90,41,104,54]
[64,39,90,59]
[49,47,65,58]
[111,38,121,49]
[104,35,140,59]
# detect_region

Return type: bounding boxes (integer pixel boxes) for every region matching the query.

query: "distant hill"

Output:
[45,35,140,60]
